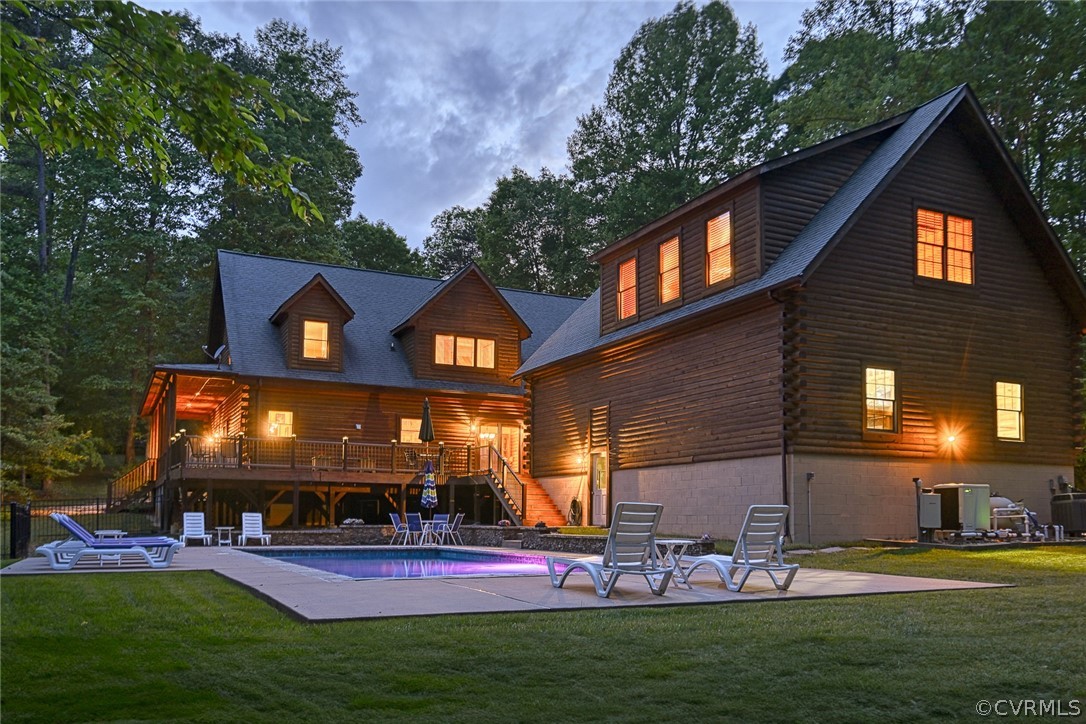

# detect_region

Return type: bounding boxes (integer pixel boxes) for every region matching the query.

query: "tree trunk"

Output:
[63,209,89,305]
[36,144,49,274]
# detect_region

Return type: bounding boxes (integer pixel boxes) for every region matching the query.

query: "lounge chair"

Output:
[237,512,271,546]
[547,502,673,598]
[180,512,212,546]
[389,513,408,544]
[36,513,183,570]
[683,504,799,592]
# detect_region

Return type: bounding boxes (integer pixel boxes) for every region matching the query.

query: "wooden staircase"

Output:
[522,476,566,527]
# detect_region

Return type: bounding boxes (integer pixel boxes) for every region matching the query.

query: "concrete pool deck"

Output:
[1,545,1008,621]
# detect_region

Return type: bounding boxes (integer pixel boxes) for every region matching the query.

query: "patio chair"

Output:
[683,504,799,592]
[37,513,183,569]
[429,513,450,544]
[389,513,409,544]
[445,512,465,545]
[180,512,212,546]
[237,512,271,546]
[404,512,426,545]
[547,502,673,598]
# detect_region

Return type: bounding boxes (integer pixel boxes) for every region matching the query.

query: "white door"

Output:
[590,452,609,526]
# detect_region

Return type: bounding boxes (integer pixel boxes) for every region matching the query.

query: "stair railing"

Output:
[107,458,158,508]
[482,445,525,524]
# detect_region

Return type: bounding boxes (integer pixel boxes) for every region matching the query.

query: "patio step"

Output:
[522,477,566,527]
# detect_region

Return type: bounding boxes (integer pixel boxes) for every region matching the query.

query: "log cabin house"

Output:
[128,85,1084,542]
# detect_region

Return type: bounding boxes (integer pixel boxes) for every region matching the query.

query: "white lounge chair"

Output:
[683,504,799,592]
[180,512,212,546]
[547,502,673,598]
[237,512,271,546]
[36,513,183,569]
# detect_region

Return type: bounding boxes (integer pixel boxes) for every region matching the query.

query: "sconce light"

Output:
[342,436,349,443]
[947,434,957,444]
[354,423,362,430]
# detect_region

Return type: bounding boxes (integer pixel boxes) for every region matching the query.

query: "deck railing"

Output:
[106,458,158,507]
[167,434,463,480]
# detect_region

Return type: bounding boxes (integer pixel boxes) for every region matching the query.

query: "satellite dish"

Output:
[202,344,227,361]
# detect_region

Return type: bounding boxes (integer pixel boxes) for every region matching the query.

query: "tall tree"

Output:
[421,205,485,278]
[340,215,424,274]
[476,167,595,296]
[568,0,773,243]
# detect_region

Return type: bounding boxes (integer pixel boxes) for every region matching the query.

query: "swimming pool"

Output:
[248,547,559,580]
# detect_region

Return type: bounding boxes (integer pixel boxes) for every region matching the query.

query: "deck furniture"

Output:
[180,512,213,545]
[683,505,798,592]
[389,513,408,544]
[237,513,271,546]
[547,502,673,598]
[404,513,426,545]
[444,513,465,545]
[36,513,183,570]
[215,526,234,546]
[429,514,450,544]
[654,538,697,589]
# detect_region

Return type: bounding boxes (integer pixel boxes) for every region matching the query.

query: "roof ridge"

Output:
[217,249,443,283]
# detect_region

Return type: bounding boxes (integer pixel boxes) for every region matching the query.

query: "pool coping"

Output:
[1,544,1009,621]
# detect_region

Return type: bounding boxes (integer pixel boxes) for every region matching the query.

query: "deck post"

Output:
[290,434,297,470]
[342,436,348,471]
[466,443,474,474]
[391,440,399,474]
[235,434,243,468]
[292,481,300,528]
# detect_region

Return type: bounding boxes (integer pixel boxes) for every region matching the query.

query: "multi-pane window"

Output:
[268,410,293,437]
[617,257,637,320]
[658,236,680,304]
[302,320,329,359]
[434,334,495,369]
[864,368,897,432]
[400,417,421,443]
[706,211,733,286]
[917,208,974,284]
[996,382,1023,441]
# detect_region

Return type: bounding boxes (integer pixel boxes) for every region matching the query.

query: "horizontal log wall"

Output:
[761,133,886,267]
[794,122,1079,464]
[529,299,782,478]
[597,182,760,336]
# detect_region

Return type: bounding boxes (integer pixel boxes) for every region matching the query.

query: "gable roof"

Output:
[269,272,355,325]
[519,85,1086,377]
[391,262,530,338]
[213,251,582,395]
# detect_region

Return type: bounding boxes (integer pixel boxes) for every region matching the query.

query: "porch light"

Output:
[342,436,349,443]
[947,435,957,443]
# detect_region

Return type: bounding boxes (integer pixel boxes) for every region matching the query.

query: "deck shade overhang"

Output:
[141,367,239,420]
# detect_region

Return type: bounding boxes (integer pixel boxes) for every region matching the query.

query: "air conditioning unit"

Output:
[934,484,990,531]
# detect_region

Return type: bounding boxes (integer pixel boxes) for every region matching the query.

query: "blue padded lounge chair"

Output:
[36,513,183,570]
[547,502,673,598]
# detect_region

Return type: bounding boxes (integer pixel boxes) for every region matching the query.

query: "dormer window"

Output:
[435,334,495,369]
[706,211,733,286]
[617,257,637,320]
[302,320,329,360]
[917,208,973,284]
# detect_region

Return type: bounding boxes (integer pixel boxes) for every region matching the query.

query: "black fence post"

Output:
[9,502,31,559]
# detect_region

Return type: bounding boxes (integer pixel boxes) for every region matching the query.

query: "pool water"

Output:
[248,547,557,580]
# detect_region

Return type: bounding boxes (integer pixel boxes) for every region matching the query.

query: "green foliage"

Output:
[421,205,485,278]
[1,549,1082,721]
[568,0,773,242]
[775,0,1086,271]
[340,215,424,274]
[0,0,321,221]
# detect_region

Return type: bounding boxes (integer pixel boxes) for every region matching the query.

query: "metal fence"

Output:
[4,498,160,558]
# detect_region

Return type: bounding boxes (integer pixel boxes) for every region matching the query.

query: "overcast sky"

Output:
[150,1,814,250]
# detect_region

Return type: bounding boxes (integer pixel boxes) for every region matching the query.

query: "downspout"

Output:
[769,289,791,539]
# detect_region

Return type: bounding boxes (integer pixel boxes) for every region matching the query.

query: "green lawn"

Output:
[2,547,1083,723]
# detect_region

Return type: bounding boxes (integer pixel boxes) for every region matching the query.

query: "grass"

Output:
[2,547,1084,723]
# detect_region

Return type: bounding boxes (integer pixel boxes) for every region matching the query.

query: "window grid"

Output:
[400,417,422,443]
[268,410,293,438]
[706,211,733,286]
[302,320,329,360]
[864,368,897,432]
[917,208,973,284]
[658,236,680,304]
[996,381,1023,441]
[434,334,496,369]
[617,258,637,320]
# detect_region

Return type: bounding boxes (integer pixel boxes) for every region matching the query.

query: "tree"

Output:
[340,215,424,274]
[567,0,773,243]
[421,205,485,278]
[0,0,321,221]
[476,167,595,296]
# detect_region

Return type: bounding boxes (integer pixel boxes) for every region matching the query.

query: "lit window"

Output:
[435,334,455,365]
[617,258,637,320]
[659,236,680,304]
[434,334,495,369]
[477,338,495,369]
[706,211,733,286]
[400,417,421,443]
[268,410,293,437]
[302,320,329,359]
[917,208,973,284]
[865,368,896,432]
[996,382,1023,441]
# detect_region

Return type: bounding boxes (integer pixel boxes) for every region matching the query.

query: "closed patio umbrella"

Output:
[420,460,438,518]
[419,398,435,444]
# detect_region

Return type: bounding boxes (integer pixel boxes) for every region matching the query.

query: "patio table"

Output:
[655,538,696,589]
[215,526,235,547]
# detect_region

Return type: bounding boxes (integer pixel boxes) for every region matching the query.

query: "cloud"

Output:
[148,1,813,248]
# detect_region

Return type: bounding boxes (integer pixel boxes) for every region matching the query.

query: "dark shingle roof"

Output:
[517,86,966,376]
[217,251,584,394]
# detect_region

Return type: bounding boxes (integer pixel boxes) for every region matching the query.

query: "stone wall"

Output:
[255,525,505,547]
[521,533,715,556]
